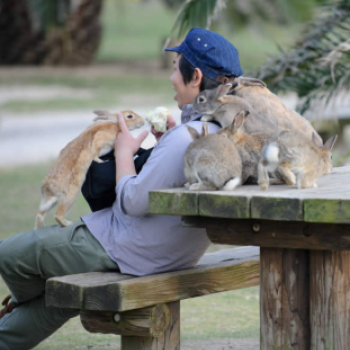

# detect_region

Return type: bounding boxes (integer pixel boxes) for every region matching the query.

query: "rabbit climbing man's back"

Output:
[35,110,144,229]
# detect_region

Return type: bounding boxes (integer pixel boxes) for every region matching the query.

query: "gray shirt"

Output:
[82,105,220,276]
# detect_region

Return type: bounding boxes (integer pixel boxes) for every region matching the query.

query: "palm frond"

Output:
[28,0,71,31]
[172,0,227,38]
[256,0,350,114]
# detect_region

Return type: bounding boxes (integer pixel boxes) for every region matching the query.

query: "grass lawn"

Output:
[0,163,260,349]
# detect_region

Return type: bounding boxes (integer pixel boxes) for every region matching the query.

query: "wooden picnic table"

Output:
[149,165,350,350]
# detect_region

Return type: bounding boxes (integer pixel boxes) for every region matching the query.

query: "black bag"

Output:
[81,147,153,212]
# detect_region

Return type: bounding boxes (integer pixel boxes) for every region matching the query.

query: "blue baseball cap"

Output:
[165,27,243,82]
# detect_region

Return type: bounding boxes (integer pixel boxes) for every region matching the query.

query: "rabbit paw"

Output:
[313,183,318,188]
[200,115,213,122]
[94,158,106,164]
[259,182,269,191]
[184,182,190,189]
[188,183,202,191]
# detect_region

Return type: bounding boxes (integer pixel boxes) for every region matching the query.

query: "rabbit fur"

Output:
[35,110,144,229]
[221,77,323,144]
[258,130,337,190]
[217,110,277,185]
[193,84,277,135]
[184,123,242,191]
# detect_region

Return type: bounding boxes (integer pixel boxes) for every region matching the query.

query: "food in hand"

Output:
[146,106,170,133]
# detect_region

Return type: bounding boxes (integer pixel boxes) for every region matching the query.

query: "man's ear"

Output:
[191,68,203,88]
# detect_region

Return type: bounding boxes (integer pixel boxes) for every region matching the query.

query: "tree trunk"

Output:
[0,0,103,65]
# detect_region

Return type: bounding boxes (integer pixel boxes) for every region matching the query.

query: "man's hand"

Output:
[115,113,149,156]
[115,113,149,183]
[151,115,176,142]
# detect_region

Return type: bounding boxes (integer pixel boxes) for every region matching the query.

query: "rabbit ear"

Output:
[233,110,250,131]
[186,125,200,140]
[239,77,267,88]
[93,110,110,116]
[323,134,338,151]
[312,132,324,148]
[202,123,209,137]
[216,83,235,97]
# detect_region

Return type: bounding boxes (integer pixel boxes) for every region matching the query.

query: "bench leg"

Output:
[121,301,180,350]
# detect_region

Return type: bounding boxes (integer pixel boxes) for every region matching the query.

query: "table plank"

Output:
[149,166,350,224]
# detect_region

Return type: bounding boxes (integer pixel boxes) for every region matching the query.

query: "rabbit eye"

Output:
[198,96,206,103]
[126,114,134,119]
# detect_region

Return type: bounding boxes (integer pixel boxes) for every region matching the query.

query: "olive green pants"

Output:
[0,221,119,350]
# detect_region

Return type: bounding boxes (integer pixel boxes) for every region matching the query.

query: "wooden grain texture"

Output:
[148,190,198,216]
[251,197,303,221]
[260,248,310,350]
[198,192,250,218]
[46,273,132,310]
[304,199,350,224]
[310,250,350,350]
[149,166,350,223]
[183,217,350,250]
[46,247,260,312]
[121,302,180,350]
[80,304,171,337]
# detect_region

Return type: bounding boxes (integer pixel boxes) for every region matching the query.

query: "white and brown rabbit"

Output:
[35,110,144,229]
[184,123,242,191]
[217,110,276,185]
[192,84,277,135]
[258,130,337,191]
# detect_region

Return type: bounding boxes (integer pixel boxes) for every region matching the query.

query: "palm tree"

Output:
[171,0,350,115]
[256,0,350,114]
[0,0,103,65]
[171,0,324,38]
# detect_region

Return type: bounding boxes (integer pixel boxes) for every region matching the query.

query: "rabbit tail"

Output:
[264,142,279,171]
[259,142,280,191]
[222,177,241,191]
[35,195,58,229]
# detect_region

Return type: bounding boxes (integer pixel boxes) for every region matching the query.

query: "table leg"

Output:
[260,247,310,349]
[310,250,350,350]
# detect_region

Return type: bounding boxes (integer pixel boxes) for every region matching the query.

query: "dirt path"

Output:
[0,105,180,168]
[182,338,259,350]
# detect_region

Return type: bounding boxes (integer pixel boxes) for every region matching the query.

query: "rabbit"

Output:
[258,130,337,191]
[192,84,278,136]
[217,110,273,184]
[35,110,144,229]
[184,123,242,191]
[219,77,323,145]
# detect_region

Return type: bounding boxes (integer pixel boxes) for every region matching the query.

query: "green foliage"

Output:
[172,0,225,38]
[256,0,350,113]
[28,0,71,31]
[171,0,326,38]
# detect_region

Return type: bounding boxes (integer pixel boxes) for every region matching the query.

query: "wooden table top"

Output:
[149,166,350,224]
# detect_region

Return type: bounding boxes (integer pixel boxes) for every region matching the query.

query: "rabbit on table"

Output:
[192,84,277,135]
[258,130,337,191]
[217,110,277,185]
[218,78,322,144]
[184,123,242,191]
[35,110,144,229]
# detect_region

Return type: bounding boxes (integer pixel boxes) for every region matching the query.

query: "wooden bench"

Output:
[46,246,260,350]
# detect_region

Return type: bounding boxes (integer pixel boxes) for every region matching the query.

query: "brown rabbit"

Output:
[35,110,144,229]
[192,84,278,135]
[184,123,242,191]
[217,110,275,184]
[220,77,323,144]
[258,130,337,191]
